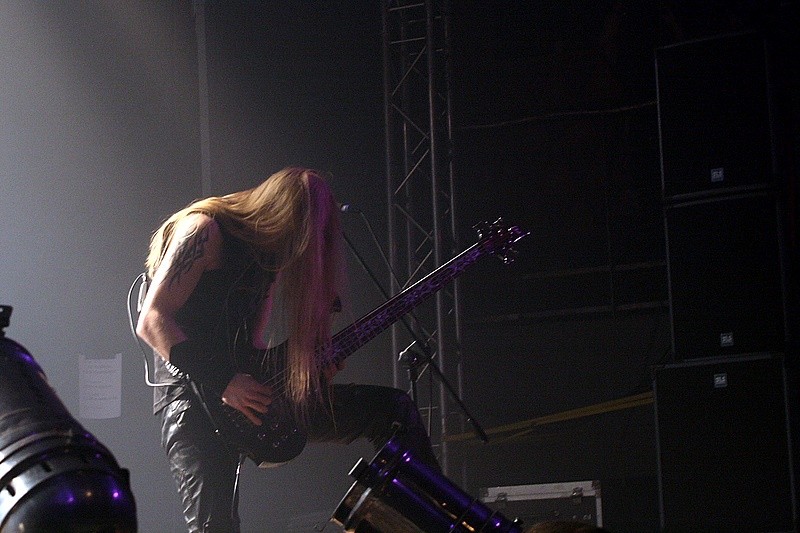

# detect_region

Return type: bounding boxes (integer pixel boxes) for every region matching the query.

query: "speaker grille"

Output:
[665,193,785,359]
[654,355,795,531]
[657,32,773,199]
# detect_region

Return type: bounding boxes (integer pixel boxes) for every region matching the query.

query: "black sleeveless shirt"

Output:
[152,226,275,414]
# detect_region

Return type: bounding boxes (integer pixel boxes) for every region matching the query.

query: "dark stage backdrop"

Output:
[448,2,798,531]
[1,2,798,532]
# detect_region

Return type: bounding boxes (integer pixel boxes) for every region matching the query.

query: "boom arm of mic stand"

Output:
[342,231,489,444]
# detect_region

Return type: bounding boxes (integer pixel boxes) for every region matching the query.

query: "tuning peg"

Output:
[500,248,520,265]
[473,220,490,239]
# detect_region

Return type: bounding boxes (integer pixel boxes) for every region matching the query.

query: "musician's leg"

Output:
[161,399,242,533]
[306,383,440,470]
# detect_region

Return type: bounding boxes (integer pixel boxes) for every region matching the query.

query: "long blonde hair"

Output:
[146,167,345,415]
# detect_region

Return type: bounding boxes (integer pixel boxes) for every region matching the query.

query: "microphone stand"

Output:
[398,342,420,406]
[342,228,488,444]
[398,340,488,444]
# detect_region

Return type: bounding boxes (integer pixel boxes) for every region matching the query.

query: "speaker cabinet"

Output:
[657,32,773,198]
[654,355,796,532]
[666,192,785,359]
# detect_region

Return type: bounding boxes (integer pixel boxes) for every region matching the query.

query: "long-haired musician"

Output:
[136,167,438,532]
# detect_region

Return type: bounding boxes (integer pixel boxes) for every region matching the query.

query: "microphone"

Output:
[338,203,362,214]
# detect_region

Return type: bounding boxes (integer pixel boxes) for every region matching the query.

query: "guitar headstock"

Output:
[473,218,529,264]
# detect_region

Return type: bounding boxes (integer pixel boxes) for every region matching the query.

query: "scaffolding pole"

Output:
[382,0,462,474]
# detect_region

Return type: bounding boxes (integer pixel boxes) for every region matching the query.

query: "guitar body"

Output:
[200,219,527,468]
[198,341,310,468]
[201,383,307,467]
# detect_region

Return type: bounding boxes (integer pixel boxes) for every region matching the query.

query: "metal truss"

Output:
[381,0,463,473]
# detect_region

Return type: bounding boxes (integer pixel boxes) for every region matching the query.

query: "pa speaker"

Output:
[654,355,796,532]
[657,32,773,198]
[666,192,785,359]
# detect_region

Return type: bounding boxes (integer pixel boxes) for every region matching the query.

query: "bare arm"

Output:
[136,213,219,359]
[136,213,272,424]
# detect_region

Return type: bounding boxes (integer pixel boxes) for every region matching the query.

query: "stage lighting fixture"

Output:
[331,436,522,532]
[0,305,137,532]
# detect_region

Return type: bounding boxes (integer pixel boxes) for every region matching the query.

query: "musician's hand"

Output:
[221,373,273,425]
[323,359,346,383]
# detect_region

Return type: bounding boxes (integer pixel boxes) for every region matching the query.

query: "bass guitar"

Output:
[199,219,528,467]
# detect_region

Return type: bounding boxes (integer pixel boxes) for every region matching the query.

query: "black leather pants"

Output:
[160,383,438,533]
[307,383,440,470]
[161,398,243,533]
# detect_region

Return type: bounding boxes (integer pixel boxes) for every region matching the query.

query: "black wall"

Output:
[449,2,799,530]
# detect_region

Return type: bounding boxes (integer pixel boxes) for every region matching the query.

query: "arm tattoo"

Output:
[166,225,210,288]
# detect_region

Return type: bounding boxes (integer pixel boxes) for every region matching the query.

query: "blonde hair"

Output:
[146,167,345,417]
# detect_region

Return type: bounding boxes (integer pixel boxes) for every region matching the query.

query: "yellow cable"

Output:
[445,391,654,443]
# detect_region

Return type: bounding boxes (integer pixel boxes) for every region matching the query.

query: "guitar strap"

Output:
[188,380,222,434]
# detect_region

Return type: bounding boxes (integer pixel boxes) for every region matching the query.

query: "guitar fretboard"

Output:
[325,222,525,365]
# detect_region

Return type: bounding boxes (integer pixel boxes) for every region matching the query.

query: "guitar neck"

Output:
[328,240,486,364]
[250,220,524,386]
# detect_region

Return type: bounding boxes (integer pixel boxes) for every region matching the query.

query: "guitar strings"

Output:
[245,227,513,395]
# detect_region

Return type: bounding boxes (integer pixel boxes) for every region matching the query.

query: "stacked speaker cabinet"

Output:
[665,191,785,358]
[658,31,787,360]
[656,32,796,530]
[653,355,795,531]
